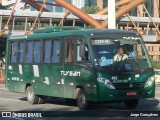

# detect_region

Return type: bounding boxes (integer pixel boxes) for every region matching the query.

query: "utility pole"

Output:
[108,0,116,29]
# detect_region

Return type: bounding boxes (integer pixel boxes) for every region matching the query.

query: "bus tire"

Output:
[77,89,90,110]
[26,86,39,104]
[124,99,139,109]
[38,96,44,104]
[65,98,76,103]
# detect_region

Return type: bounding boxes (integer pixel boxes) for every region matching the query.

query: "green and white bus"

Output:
[5,26,155,110]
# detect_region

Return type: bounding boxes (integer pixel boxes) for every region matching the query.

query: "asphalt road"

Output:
[0,84,160,120]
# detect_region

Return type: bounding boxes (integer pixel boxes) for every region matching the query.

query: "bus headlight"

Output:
[97,77,115,89]
[145,76,155,88]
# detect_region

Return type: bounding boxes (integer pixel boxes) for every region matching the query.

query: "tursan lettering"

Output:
[123,37,141,40]
[60,71,81,76]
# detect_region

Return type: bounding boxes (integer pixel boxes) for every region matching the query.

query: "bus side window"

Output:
[44,40,52,63]
[33,41,41,63]
[76,39,90,62]
[52,40,60,63]
[25,41,33,63]
[10,42,18,63]
[18,42,24,63]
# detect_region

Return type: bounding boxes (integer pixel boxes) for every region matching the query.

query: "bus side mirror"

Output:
[80,44,85,58]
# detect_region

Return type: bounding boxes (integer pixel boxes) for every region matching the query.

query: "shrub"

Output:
[81,6,100,14]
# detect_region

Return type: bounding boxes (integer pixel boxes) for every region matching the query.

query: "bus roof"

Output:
[8,26,139,41]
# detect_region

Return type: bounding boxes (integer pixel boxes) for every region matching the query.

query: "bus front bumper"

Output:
[91,85,155,102]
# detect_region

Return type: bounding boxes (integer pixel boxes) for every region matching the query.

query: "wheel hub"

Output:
[28,90,33,101]
[80,94,86,104]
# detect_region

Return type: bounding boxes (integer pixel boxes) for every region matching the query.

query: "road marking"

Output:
[11,118,25,120]
[0,98,22,102]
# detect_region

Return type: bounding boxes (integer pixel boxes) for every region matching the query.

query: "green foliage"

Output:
[138,55,160,69]
[84,25,93,29]
[81,6,99,29]
[81,6,99,14]
[150,57,160,69]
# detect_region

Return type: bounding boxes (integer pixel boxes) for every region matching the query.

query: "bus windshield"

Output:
[91,37,152,72]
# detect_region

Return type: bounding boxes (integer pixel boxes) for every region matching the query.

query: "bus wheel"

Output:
[77,89,90,110]
[124,99,139,109]
[38,96,44,104]
[26,86,39,104]
[65,98,76,103]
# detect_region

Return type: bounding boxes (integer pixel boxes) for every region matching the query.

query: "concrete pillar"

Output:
[25,17,28,31]
[154,0,160,18]
[0,16,2,31]
[146,22,150,35]
[137,4,144,17]
[108,0,116,29]
[49,18,53,27]
[73,19,76,26]
[12,17,15,31]
[72,0,85,9]
[38,19,40,28]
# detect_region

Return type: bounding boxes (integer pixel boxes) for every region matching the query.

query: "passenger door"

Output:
[74,38,94,87]
[63,37,76,98]
[7,41,20,92]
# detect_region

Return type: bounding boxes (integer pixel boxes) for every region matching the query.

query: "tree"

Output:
[81,5,99,29]
[81,6,99,14]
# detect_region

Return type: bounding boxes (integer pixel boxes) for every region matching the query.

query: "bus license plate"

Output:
[126,92,137,96]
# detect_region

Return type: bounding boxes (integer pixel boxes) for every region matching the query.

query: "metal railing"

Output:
[1,22,159,36]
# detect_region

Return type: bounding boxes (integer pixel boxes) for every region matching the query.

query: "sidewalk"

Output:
[155,87,160,98]
[0,84,5,88]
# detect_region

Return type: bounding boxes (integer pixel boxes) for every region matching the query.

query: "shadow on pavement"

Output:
[17,97,160,111]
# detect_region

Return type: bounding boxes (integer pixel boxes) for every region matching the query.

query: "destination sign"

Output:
[9,35,27,40]
[92,39,112,45]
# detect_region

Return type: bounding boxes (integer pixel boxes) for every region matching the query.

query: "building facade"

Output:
[1,0,30,11]
[97,0,160,18]
[31,0,85,12]
[0,0,85,12]
[1,0,160,17]
[137,0,160,18]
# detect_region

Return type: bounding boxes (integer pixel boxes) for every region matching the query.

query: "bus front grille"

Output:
[114,82,145,90]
